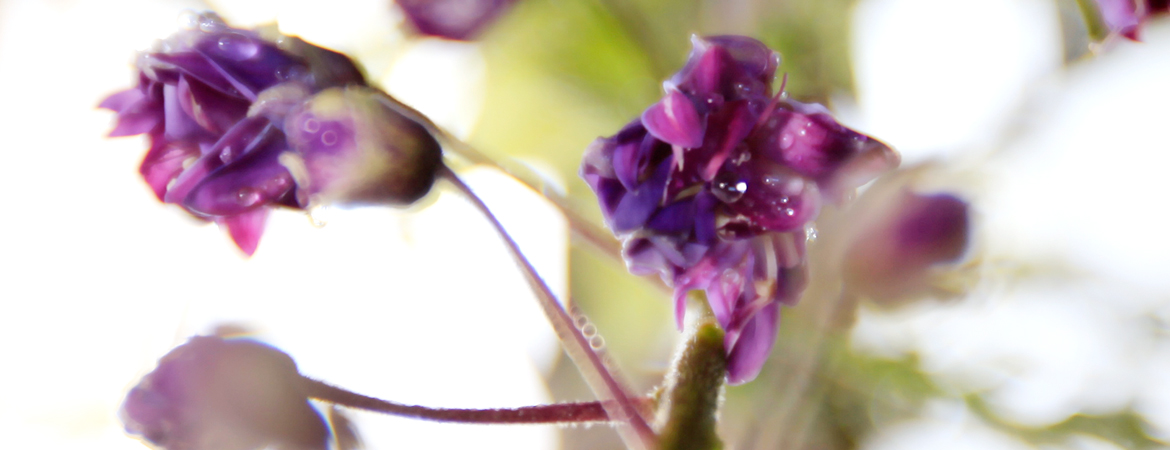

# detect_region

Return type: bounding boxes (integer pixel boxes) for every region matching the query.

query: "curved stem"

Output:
[301,377,612,424]
[440,166,658,449]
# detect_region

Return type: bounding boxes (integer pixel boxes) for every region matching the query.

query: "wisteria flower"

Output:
[581,35,898,384]
[122,335,328,450]
[101,13,441,255]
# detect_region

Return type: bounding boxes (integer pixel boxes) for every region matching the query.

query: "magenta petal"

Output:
[99,88,145,112]
[183,145,294,217]
[220,208,269,256]
[642,90,705,149]
[1096,0,1141,40]
[725,302,779,385]
[140,140,199,201]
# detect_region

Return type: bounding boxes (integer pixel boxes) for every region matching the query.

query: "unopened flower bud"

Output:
[121,336,327,450]
[844,190,970,303]
[283,86,443,207]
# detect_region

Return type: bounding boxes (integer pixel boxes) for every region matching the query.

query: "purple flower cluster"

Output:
[581,36,898,384]
[1096,0,1169,40]
[122,336,327,450]
[102,13,442,255]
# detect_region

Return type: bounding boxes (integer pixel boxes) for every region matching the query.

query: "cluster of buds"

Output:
[101,13,442,255]
[581,36,898,384]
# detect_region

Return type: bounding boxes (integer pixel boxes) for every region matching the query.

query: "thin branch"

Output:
[440,166,659,450]
[301,377,614,424]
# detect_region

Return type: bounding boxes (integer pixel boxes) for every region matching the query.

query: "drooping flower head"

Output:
[122,335,327,450]
[101,12,442,255]
[581,36,898,384]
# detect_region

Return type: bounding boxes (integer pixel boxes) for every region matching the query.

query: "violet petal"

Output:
[725,302,779,385]
[641,89,705,149]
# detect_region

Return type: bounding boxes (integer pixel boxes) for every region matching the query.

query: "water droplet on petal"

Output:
[321,130,338,146]
[307,204,329,228]
[712,171,748,203]
[302,118,320,133]
[198,13,226,32]
[236,187,261,206]
[217,33,260,61]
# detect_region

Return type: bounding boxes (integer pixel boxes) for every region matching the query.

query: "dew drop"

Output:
[779,132,794,150]
[712,171,748,203]
[236,187,261,206]
[217,33,260,61]
[302,118,320,133]
[198,13,225,32]
[581,323,597,338]
[805,224,818,242]
[589,336,605,350]
[321,130,338,146]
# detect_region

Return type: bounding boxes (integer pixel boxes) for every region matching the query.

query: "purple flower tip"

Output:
[121,336,328,450]
[394,0,515,41]
[1094,0,1170,41]
[581,36,897,384]
[101,12,440,255]
[844,190,971,302]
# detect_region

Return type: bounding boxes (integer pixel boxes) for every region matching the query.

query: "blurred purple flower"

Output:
[394,0,515,40]
[844,190,970,303]
[122,335,328,450]
[1095,0,1169,40]
[102,13,441,255]
[581,35,897,384]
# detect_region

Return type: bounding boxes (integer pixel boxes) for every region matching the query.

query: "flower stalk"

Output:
[300,377,618,425]
[439,165,659,449]
[656,315,728,450]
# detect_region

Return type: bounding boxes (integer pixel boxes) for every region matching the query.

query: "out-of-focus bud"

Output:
[1092,0,1169,41]
[121,336,328,450]
[282,87,443,207]
[843,190,971,303]
[393,0,516,40]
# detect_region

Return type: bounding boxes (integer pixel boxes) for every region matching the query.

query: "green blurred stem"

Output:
[1074,0,1111,42]
[440,166,658,450]
[302,376,654,425]
[656,318,727,450]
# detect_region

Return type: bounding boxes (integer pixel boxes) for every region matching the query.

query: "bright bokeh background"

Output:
[0,0,1167,449]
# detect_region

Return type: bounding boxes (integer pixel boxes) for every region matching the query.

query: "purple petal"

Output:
[180,75,250,134]
[1096,0,1141,39]
[725,302,779,385]
[698,100,755,181]
[611,158,671,233]
[641,89,705,149]
[705,36,780,88]
[647,198,695,234]
[183,140,295,217]
[164,83,203,140]
[727,162,821,232]
[99,88,145,112]
[220,208,269,256]
[140,138,199,201]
